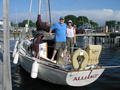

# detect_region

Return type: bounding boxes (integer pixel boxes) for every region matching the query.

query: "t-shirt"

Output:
[50,22,67,42]
[67,27,75,38]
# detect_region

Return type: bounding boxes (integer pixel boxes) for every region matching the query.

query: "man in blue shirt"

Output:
[49,16,67,61]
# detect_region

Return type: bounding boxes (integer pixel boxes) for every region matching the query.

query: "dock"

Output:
[76,32,120,37]
[76,33,109,37]
[76,32,120,48]
[0,62,3,90]
[0,49,3,89]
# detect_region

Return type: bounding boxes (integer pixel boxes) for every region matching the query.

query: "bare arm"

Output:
[49,29,53,35]
[74,28,76,44]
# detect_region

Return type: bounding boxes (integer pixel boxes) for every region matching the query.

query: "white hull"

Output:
[17,40,105,86]
[19,55,67,85]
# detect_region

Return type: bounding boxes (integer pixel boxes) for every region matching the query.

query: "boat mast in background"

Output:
[46,0,52,25]
[46,0,49,24]
[36,0,50,32]
[38,0,42,15]
[3,0,12,90]
[26,0,33,33]
[48,0,52,25]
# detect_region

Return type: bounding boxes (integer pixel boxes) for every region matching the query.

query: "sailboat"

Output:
[13,0,105,87]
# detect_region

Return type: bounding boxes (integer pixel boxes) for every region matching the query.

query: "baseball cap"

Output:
[59,16,64,20]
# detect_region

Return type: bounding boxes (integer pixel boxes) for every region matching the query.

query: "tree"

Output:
[64,15,77,25]
[77,16,89,26]
[64,15,99,28]
[18,20,36,27]
[90,20,98,27]
[117,21,120,25]
[11,22,14,26]
[106,20,116,28]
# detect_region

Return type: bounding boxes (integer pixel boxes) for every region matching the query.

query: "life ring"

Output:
[72,49,88,70]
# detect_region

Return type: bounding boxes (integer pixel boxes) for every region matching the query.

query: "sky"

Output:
[0,0,120,25]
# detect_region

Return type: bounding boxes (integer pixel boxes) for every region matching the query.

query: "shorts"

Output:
[54,42,66,50]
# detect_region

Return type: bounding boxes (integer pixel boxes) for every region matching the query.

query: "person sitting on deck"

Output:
[33,34,44,59]
[49,16,67,62]
[66,20,76,54]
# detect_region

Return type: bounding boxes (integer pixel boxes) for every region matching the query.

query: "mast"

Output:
[27,0,33,31]
[48,0,52,25]
[38,0,42,15]
[36,0,42,31]
[46,0,49,23]
[3,0,12,90]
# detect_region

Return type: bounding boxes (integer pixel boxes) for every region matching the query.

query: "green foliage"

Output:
[77,16,88,26]
[18,20,36,27]
[11,22,14,26]
[64,15,98,27]
[64,15,77,25]
[11,22,18,27]
[90,20,98,27]
[117,21,120,25]
[105,20,116,27]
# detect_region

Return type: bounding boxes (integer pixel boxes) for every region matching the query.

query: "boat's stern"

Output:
[66,68,105,87]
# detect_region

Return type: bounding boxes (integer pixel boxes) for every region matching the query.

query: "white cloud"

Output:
[10,9,120,26]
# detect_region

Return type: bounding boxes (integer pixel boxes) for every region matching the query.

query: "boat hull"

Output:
[66,68,104,86]
[19,54,105,86]
[19,55,68,85]
[18,39,105,86]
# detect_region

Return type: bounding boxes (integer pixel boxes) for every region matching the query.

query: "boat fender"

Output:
[31,61,39,79]
[13,51,19,64]
[13,40,19,57]
[72,49,88,70]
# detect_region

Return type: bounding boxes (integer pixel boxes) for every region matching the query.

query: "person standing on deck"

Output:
[66,20,76,53]
[49,16,67,61]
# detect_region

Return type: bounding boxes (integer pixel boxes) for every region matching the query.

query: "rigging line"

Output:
[27,0,33,28]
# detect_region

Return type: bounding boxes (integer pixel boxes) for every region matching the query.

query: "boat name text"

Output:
[73,74,99,81]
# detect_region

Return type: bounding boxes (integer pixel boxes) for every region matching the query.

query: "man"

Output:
[49,16,67,61]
